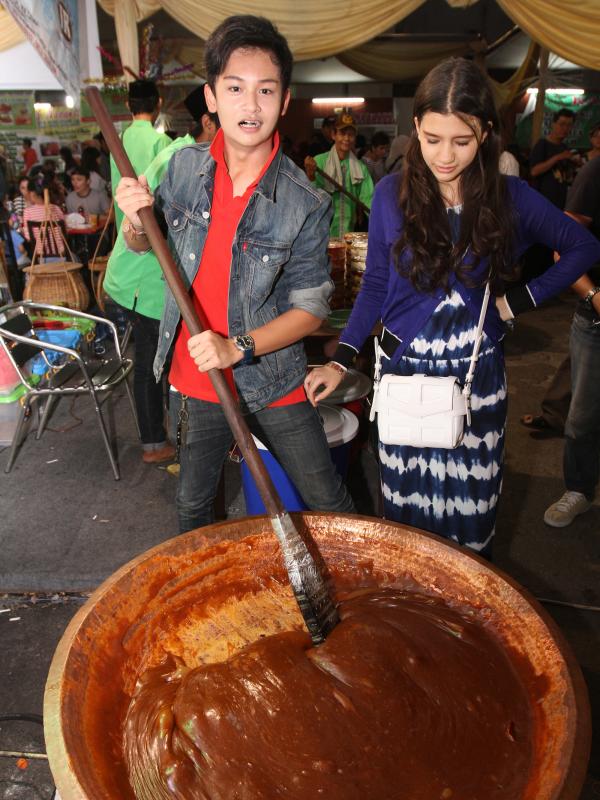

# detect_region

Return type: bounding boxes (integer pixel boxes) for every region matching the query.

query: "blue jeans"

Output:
[169,392,355,533]
[564,311,600,500]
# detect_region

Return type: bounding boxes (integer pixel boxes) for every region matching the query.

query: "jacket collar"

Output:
[196,131,283,201]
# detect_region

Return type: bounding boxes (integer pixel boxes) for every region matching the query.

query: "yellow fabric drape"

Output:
[0,4,25,51]
[100,0,600,75]
[497,0,600,70]
[169,40,206,77]
[114,0,142,78]
[98,0,427,62]
[338,40,473,82]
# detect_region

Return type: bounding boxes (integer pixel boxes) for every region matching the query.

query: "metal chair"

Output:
[0,300,139,480]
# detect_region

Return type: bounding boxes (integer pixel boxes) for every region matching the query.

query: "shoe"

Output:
[520,414,561,438]
[544,491,592,528]
[142,443,176,464]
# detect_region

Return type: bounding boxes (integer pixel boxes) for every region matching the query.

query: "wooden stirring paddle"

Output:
[85,87,339,645]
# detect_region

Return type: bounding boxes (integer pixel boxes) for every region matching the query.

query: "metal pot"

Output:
[44,513,590,800]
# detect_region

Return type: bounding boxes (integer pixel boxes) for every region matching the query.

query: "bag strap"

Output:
[90,197,114,267]
[461,282,491,422]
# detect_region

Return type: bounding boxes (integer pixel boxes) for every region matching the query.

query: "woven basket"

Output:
[23,261,90,310]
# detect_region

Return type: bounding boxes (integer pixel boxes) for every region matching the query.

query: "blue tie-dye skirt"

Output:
[379,290,506,557]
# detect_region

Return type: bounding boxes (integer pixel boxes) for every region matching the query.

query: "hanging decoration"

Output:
[83,32,195,94]
[138,23,195,81]
[140,23,154,78]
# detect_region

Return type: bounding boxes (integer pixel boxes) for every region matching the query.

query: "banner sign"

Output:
[80,89,130,123]
[2,0,80,103]
[0,91,35,129]
[35,103,80,133]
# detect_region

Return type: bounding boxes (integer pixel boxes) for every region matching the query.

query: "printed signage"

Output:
[3,0,80,104]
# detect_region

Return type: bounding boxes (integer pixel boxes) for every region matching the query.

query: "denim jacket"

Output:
[152,142,334,412]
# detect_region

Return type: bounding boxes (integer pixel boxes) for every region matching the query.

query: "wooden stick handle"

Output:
[85,86,285,518]
[314,165,370,217]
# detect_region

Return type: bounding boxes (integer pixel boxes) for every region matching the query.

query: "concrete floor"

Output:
[0,291,598,798]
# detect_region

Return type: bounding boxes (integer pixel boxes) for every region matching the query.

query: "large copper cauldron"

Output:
[44,513,590,800]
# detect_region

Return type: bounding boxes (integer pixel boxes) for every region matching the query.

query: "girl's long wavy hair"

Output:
[394,58,517,294]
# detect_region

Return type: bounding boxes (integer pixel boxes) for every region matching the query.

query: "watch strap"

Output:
[233,334,255,365]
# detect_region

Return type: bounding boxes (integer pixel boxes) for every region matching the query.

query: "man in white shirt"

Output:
[65,168,110,222]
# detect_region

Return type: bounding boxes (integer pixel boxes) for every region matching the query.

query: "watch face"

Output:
[236,334,254,351]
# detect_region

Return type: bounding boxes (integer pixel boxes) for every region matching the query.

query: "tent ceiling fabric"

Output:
[98,0,600,72]
[98,0,426,61]
[497,0,600,70]
[2,1,599,75]
[337,40,474,82]
[0,5,26,51]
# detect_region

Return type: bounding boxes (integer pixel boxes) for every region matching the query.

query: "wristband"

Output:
[122,219,147,237]
[325,361,347,376]
[583,287,600,308]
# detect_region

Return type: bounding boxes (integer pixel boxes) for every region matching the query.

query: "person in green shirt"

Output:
[105,81,217,464]
[110,80,172,232]
[304,111,374,238]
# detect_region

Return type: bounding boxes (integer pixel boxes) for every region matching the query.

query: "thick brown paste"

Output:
[123,587,533,799]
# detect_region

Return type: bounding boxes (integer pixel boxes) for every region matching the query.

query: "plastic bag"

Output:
[30,329,82,376]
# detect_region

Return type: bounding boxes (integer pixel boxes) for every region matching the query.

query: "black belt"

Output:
[380,328,401,359]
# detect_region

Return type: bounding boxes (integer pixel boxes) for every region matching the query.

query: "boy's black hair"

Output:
[371,131,390,148]
[127,79,161,116]
[71,167,91,180]
[22,137,32,147]
[553,107,576,122]
[204,15,293,94]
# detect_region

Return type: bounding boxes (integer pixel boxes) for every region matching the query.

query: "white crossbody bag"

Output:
[370,284,491,449]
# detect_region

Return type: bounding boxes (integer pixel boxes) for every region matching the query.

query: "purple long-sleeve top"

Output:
[334,174,600,366]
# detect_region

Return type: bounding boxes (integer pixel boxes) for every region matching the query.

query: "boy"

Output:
[115,15,354,531]
[108,79,174,463]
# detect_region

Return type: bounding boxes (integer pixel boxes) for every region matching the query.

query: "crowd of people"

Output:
[0,132,115,267]
[1,13,598,554]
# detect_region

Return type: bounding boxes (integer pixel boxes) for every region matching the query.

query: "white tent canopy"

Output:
[0,41,63,91]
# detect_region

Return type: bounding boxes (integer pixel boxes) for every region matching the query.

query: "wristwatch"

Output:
[233,334,255,365]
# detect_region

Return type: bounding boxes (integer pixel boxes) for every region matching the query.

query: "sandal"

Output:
[520,414,552,431]
[519,414,562,438]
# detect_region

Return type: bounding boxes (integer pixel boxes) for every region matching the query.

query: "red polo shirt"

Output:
[169,129,306,406]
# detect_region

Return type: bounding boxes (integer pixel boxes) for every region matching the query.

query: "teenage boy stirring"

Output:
[116,15,354,532]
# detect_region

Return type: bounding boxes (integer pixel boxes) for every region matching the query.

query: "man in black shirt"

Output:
[523,109,582,283]
[530,108,580,210]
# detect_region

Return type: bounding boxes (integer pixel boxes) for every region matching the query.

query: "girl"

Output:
[23,174,66,261]
[9,176,31,232]
[305,58,600,557]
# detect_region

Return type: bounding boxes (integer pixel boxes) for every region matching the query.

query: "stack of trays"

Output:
[344,232,368,304]
[327,238,347,310]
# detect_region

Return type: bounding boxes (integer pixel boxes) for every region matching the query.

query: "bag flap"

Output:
[379,375,466,418]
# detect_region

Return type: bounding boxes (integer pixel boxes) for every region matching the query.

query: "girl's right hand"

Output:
[115,175,153,229]
[304,364,345,407]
